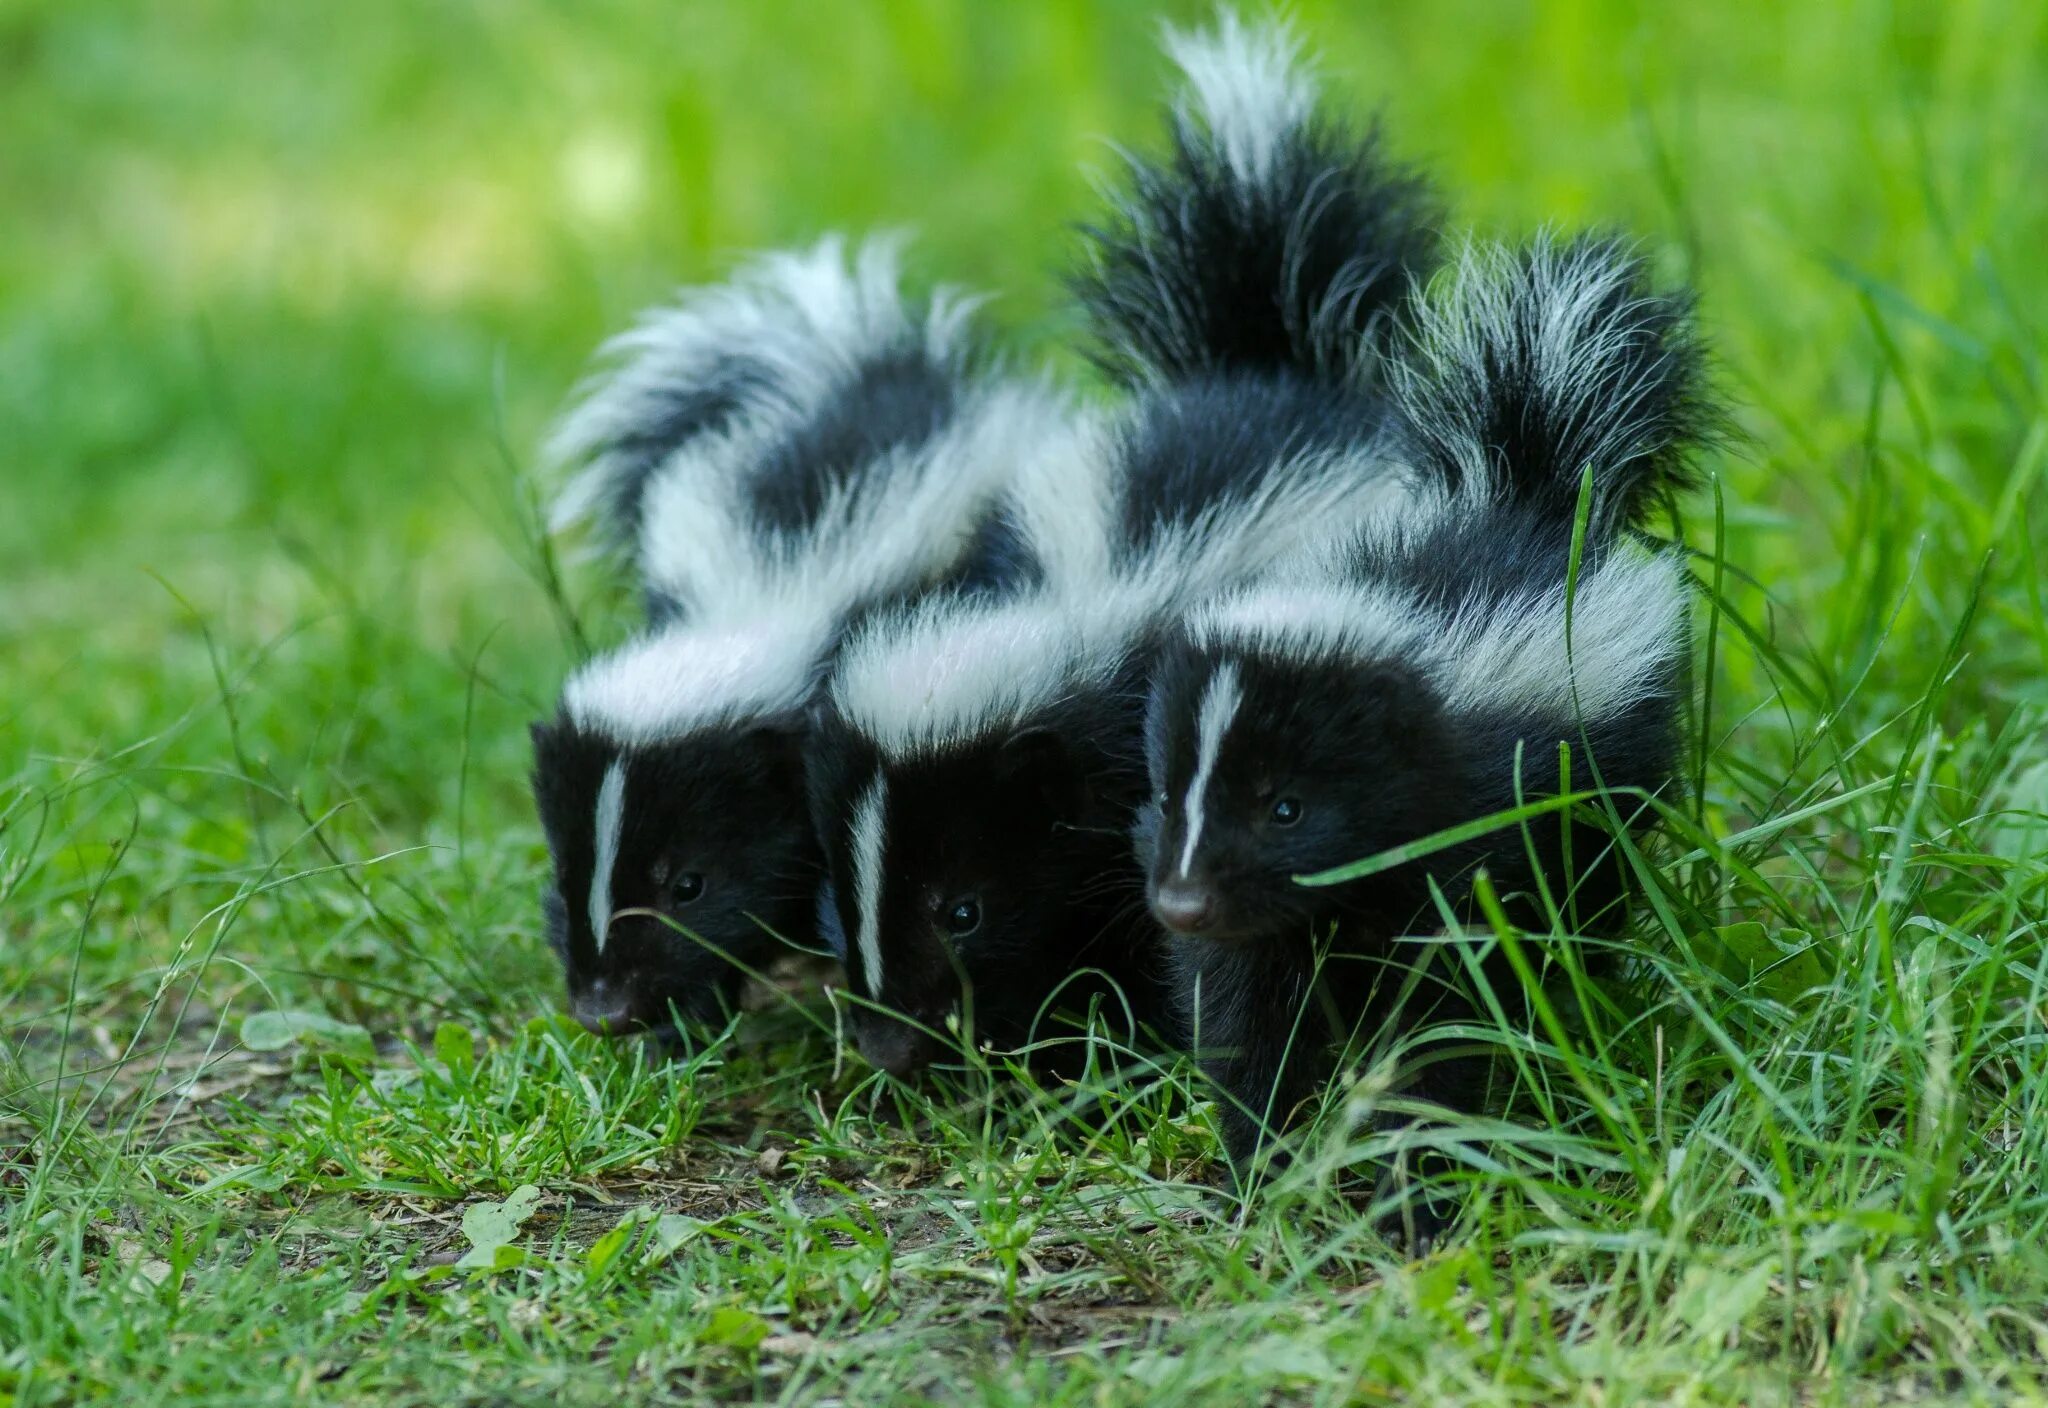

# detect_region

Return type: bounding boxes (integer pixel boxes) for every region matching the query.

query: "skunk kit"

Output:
[805,10,1439,1079]
[1139,234,1710,1235]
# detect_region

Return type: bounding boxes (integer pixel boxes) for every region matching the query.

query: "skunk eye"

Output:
[943,898,982,937]
[1270,797,1303,826]
[670,871,706,904]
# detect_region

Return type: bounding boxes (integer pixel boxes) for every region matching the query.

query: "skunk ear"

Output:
[999,726,1088,818]
[1001,724,1065,764]
[751,710,809,740]
[529,720,556,754]
[748,712,809,784]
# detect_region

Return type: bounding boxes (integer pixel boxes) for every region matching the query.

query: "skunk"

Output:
[1137,235,1716,1227]
[530,235,1073,1040]
[805,14,1442,1079]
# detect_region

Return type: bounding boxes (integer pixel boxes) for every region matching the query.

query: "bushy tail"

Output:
[546,234,977,548]
[1073,10,1440,388]
[1390,234,1716,534]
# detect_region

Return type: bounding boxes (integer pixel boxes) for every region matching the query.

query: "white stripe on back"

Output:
[589,759,627,954]
[1178,662,1242,878]
[850,774,889,996]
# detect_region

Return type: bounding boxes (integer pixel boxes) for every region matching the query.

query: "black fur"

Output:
[744,348,961,537]
[1074,111,1438,387]
[943,508,1048,597]
[1389,235,1718,536]
[808,664,1171,1077]
[533,715,812,1031]
[1108,372,1388,561]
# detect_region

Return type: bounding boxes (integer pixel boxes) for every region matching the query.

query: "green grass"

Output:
[5,0,2047,1401]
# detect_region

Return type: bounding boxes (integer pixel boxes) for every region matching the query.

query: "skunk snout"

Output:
[857,1017,939,1079]
[571,980,638,1036]
[1152,880,1218,936]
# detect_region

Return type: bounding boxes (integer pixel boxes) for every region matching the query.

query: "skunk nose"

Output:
[858,1019,937,1079]
[572,981,636,1036]
[1153,881,1217,935]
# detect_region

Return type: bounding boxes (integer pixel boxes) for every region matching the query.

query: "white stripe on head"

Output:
[1178,661,1242,878]
[850,774,889,996]
[588,759,628,954]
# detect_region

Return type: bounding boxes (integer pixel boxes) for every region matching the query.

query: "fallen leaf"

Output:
[433,1021,476,1076]
[646,1214,705,1263]
[456,1185,543,1270]
[702,1306,771,1350]
[239,1009,375,1062]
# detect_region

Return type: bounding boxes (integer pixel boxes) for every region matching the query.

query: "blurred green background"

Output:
[4,0,2044,1023]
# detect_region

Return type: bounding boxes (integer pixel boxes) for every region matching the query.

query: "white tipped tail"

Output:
[546,233,969,545]
[1162,10,1317,188]
[1076,7,1436,386]
[1391,234,1711,528]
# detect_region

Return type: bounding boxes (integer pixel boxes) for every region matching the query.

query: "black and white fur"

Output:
[805,15,1443,1079]
[531,235,1074,1040]
[1139,235,1715,1227]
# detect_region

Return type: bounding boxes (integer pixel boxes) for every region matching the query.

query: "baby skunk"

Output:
[805,14,1441,1079]
[531,235,1070,1041]
[1138,236,1716,1214]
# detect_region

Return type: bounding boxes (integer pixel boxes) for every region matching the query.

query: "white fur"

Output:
[562,610,835,744]
[1000,411,1120,591]
[850,775,888,996]
[1179,662,1242,877]
[1396,236,1674,503]
[1185,577,1430,667]
[588,760,626,953]
[549,234,1052,643]
[634,376,1060,625]
[1171,473,1450,660]
[549,234,971,537]
[1436,550,1689,723]
[1129,441,1423,595]
[547,241,1079,746]
[1163,10,1315,189]
[1186,548,1688,729]
[829,588,1153,761]
[828,418,1426,760]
